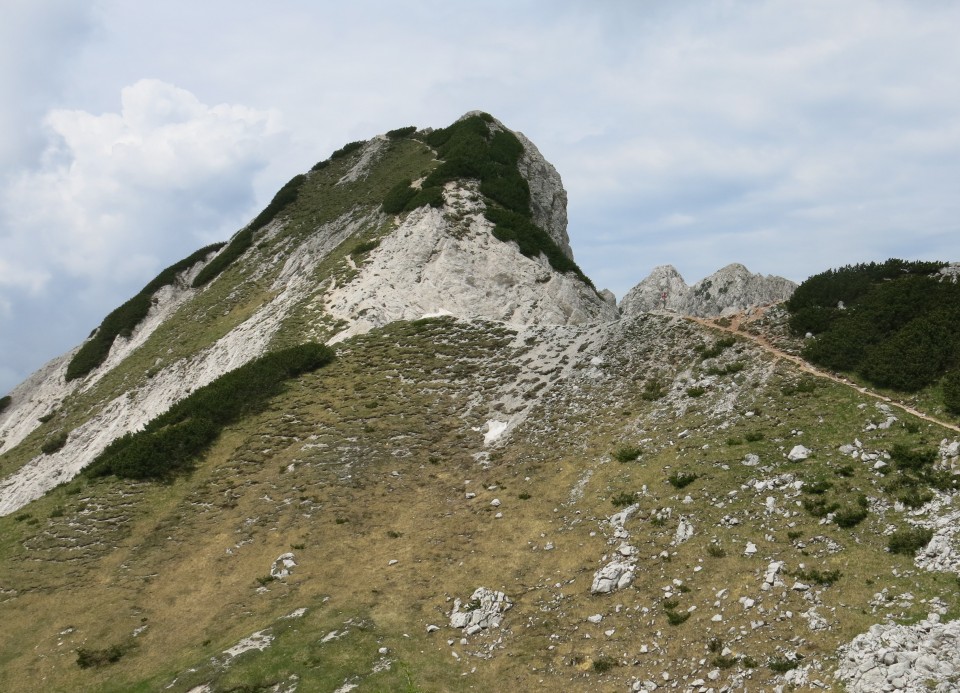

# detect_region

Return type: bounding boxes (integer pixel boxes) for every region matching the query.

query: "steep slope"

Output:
[0,113,613,515]
[621,263,796,318]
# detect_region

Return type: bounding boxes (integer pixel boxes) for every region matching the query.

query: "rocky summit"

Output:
[620,263,797,318]
[0,113,958,693]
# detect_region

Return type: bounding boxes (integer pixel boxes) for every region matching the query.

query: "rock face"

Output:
[325,181,615,344]
[513,130,572,260]
[620,263,796,318]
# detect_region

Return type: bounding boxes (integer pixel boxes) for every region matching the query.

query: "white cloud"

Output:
[1,79,284,288]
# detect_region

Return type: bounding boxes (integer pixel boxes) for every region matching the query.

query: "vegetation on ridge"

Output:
[786,259,960,400]
[65,243,226,381]
[85,343,334,480]
[380,113,593,287]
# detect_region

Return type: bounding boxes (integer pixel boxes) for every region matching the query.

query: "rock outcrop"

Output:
[835,613,960,692]
[620,263,796,318]
[449,588,513,634]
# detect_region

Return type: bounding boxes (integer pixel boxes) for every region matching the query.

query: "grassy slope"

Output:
[0,138,437,481]
[0,315,957,691]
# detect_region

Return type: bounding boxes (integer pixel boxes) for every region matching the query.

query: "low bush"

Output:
[77,643,130,668]
[41,432,69,455]
[888,527,934,555]
[945,370,960,416]
[707,544,726,558]
[0,395,11,414]
[85,343,334,481]
[350,239,380,259]
[382,180,417,214]
[834,505,868,528]
[330,141,365,159]
[592,656,617,673]
[610,491,636,508]
[794,567,842,585]
[686,386,706,398]
[613,445,642,463]
[699,336,736,359]
[665,610,690,625]
[667,472,699,489]
[768,656,801,673]
[386,126,417,139]
[66,243,226,381]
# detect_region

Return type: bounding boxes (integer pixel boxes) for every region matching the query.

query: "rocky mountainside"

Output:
[0,114,958,693]
[620,263,797,318]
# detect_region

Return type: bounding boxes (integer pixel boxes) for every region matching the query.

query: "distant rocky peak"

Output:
[620,263,796,318]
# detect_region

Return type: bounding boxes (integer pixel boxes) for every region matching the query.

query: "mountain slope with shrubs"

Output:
[0,114,957,692]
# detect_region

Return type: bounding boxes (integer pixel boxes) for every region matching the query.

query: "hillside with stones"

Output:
[0,114,958,693]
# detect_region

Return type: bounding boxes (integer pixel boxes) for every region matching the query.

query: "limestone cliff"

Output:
[620,262,796,318]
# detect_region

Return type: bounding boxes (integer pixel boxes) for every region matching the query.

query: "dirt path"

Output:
[685,311,960,436]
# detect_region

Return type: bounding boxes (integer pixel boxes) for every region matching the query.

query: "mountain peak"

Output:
[620,263,796,317]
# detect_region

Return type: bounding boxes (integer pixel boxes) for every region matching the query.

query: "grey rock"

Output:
[620,263,796,318]
[449,587,513,631]
[788,445,811,461]
[270,552,297,579]
[591,561,635,594]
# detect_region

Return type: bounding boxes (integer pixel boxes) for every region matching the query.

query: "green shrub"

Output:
[85,343,334,481]
[485,206,592,287]
[194,174,307,288]
[641,380,666,401]
[330,141,365,159]
[592,656,617,673]
[712,655,738,669]
[41,432,69,455]
[686,386,706,398]
[350,239,381,259]
[610,491,636,508]
[794,567,842,585]
[788,260,960,393]
[416,114,593,286]
[309,159,329,172]
[834,504,867,528]
[768,656,801,673]
[613,445,642,463]
[744,431,765,443]
[891,444,936,471]
[76,644,130,668]
[0,395,11,414]
[944,370,960,415]
[386,126,417,139]
[802,497,839,518]
[707,544,726,558]
[804,479,833,495]
[382,180,417,214]
[65,243,225,381]
[667,472,699,489]
[888,527,934,555]
[665,610,690,625]
[699,336,736,359]
[707,637,723,653]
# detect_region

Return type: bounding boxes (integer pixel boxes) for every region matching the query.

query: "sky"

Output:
[2,0,959,394]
